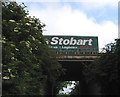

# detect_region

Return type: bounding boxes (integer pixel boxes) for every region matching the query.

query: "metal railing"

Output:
[53,51,99,56]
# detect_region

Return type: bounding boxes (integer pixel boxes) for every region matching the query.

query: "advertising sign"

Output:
[45,35,98,53]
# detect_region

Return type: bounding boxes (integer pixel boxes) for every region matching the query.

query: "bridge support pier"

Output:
[79,79,101,95]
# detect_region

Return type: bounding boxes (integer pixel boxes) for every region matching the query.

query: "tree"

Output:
[2,2,64,95]
[69,40,119,95]
[83,40,119,95]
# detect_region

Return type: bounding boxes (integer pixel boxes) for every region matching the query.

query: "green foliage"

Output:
[2,2,64,95]
[69,40,119,95]
[83,40,119,95]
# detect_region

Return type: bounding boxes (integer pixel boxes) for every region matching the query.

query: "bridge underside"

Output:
[58,60,101,95]
[59,61,92,81]
[56,54,101,95]
[57,54,99,81]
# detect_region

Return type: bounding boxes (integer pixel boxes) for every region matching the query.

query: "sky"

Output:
[15,0,119,51]
[59,81,76,94]
[15,0,119,94]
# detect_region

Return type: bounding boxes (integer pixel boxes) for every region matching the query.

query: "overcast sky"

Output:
[15,0,119,51]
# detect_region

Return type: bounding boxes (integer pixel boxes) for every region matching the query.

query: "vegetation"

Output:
[70,39,119,95]
[2,2,64,95]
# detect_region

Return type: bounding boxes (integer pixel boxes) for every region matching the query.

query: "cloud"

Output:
[15,0,119,6]
[15,0,119,11]
[15,0,119,2]
[15,0,61,3]
[28,3,118,51]
[77,0,119,9]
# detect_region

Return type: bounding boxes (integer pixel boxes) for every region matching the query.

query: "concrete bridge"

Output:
[45,35,101,95]
[57,52,99,61]
[56,52,101,95]
[56,52,100,81]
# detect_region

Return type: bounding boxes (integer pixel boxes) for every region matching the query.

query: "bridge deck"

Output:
[57,53,101,81]
[57,53,100,61]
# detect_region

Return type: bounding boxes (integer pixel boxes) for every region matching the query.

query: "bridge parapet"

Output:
[56,52,101,61]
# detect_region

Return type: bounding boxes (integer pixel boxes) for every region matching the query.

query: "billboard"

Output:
[44,35,98,53]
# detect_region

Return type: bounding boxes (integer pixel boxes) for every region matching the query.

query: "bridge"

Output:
[57,52,99,61]
[45,35,101,95]
[56,52,100,81]
[56,52,101,95]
